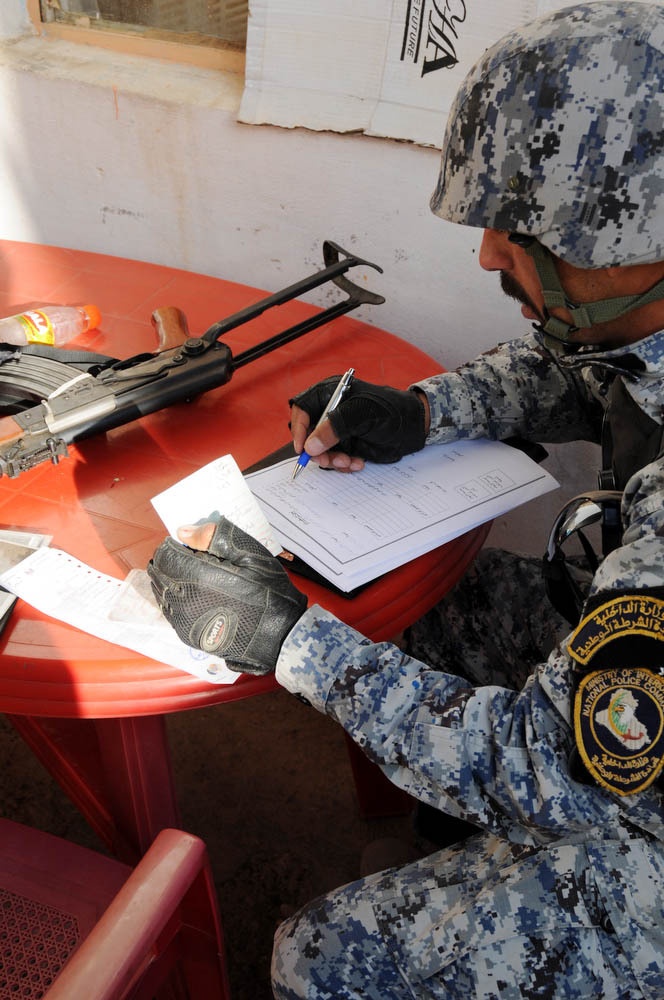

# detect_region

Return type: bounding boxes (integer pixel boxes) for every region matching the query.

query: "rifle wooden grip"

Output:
[151,306,191,350]
[0,416,24,445]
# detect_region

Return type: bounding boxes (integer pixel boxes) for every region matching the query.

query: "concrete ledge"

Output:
[0,34,244,112]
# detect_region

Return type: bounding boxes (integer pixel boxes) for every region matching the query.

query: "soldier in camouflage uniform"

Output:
[148,3,664,996]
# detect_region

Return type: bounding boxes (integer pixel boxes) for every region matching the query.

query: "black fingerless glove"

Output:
[147,517,308,675]
[290,376,426,463]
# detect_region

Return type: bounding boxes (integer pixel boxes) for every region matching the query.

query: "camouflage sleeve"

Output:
[413,332,601,446]
[276,606,612,843]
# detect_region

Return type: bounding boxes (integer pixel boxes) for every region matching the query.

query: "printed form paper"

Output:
[246,439,559,591]
[0,548,239,685]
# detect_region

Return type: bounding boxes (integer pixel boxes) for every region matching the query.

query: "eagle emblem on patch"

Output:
[568,594,664,796]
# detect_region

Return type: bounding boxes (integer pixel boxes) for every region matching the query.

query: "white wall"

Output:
[0,1,601,555]
[0,3,30,37]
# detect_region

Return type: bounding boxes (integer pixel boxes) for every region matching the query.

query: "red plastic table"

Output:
[0,240,489,859]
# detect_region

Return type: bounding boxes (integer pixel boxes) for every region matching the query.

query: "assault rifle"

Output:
[0,241,384,478]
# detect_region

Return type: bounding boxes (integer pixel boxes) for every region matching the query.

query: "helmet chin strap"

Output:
[510,236,664,353]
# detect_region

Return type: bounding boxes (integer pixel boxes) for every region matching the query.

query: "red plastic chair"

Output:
[0,820,230,999]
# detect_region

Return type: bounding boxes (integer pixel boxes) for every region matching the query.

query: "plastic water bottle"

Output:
[0,304,102,346]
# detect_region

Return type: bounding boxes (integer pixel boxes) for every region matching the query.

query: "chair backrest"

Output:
[0,819,230,999]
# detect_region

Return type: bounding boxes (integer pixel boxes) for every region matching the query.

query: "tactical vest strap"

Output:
[545,376,664,625]
[600,377,664,491]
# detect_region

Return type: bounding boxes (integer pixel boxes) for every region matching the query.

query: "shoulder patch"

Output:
[569,594,664,796]
[574,668,664,796]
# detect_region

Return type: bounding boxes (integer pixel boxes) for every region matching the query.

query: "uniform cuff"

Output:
[275,605,365,710]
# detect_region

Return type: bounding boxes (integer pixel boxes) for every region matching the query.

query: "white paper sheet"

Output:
[0,548,239,685]
[151,453,281,555]
[246,439,559,591]
[0,530,53,631]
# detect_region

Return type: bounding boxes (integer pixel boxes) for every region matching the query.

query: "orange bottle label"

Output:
[18,310,55,346]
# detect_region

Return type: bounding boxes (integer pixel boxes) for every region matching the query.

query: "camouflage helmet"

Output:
[431,2,664,271]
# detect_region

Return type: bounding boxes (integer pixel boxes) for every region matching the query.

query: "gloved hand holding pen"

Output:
[289,375,430,472]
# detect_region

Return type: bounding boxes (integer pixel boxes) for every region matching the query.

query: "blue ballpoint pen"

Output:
[291,368,355,480]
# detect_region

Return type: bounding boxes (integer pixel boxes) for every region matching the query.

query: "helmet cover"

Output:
[431,2,664,268]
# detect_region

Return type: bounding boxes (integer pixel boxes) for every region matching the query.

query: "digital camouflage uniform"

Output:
[271,0,664,991]
[272,326,664,999]
[137,4,664,993]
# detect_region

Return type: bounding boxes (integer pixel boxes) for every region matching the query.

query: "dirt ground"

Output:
[0,687,418,999]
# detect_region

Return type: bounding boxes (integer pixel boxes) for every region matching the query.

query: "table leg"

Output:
[5,714,180,862]
[95,716,181,859]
